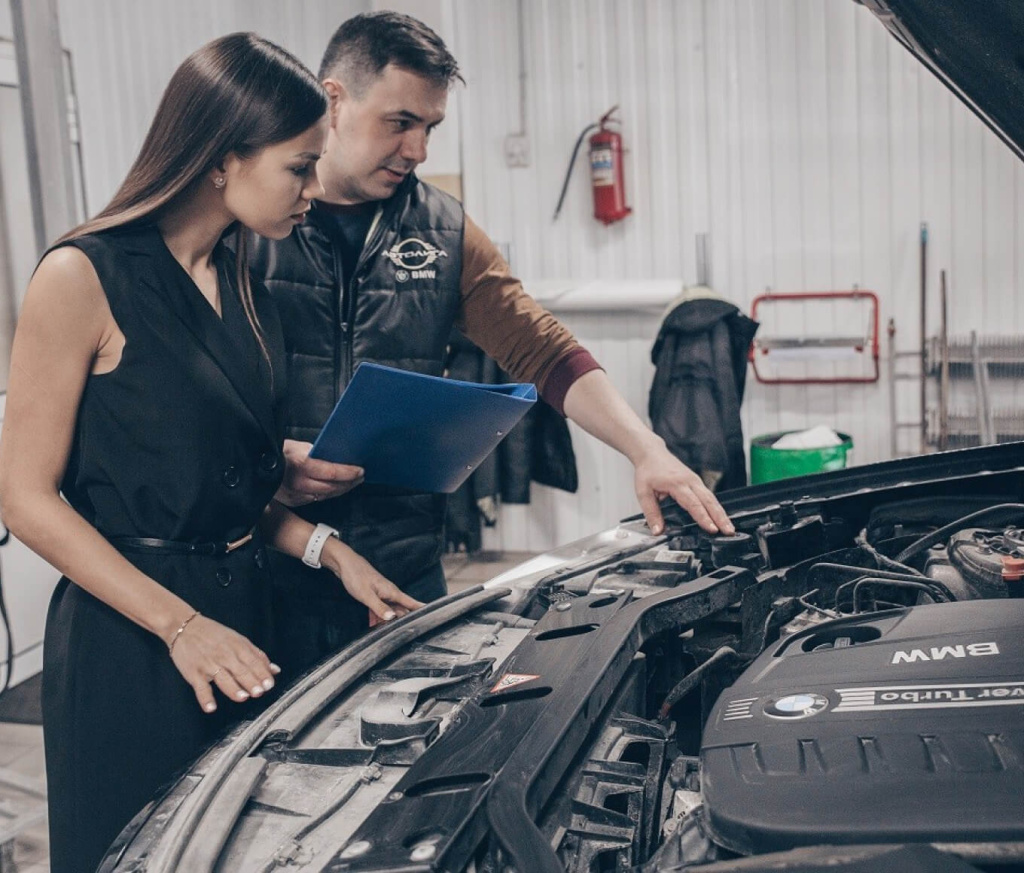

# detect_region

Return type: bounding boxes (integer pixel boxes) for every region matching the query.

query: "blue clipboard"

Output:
[309,362,537,493]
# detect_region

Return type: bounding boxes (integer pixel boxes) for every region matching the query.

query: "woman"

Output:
[0,33,420,873]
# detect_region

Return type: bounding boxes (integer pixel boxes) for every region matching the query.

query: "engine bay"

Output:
[103,452,1024,873]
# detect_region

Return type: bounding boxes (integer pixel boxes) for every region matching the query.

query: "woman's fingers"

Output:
[235,648,277,697]
[186,662,249,712]
[213,667,251,704]
[366,586,423,627]
[386,588,425,612]
[369,606,404,627]
[190,675,218,713]
[362,591,399,624]
[219,646,274,700]
[200,655,270,710]
[250,645,281,677]
[172,617,279,712]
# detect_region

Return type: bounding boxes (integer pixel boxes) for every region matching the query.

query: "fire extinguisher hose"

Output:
[552,121,599,221]
[552,107,621,222]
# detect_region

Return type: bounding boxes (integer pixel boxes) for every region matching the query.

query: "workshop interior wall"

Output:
[35,0,1024,553]
[55,0,370,216]
[452,0,1024,551]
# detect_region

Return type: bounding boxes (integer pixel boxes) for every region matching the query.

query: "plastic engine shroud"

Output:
[700,599,1024,854]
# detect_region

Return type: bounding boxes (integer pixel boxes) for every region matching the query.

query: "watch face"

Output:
[763,693,830,720]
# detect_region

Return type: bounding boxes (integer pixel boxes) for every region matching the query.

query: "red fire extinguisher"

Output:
[553,106,632,225]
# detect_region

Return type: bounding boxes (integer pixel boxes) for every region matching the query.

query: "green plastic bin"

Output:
[750,431,853,485]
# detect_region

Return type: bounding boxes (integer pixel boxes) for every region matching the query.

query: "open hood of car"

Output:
[859,0,1024,162]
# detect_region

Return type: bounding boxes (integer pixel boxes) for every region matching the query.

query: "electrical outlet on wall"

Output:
[503,134,530,168]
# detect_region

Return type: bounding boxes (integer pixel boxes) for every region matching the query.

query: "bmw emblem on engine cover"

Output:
[764,693,830,719]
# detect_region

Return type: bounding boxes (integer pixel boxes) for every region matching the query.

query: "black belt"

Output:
[110,528,256,556]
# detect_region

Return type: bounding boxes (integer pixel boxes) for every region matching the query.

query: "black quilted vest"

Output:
[250,176,464,588]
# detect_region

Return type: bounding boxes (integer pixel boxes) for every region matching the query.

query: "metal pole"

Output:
[919,222,928,454]
[10,0,77,254]
[0,162,17,388]
[939,269,949,451]
[970,331,995,446]
[696,233,710,287]
[887,318,898,458]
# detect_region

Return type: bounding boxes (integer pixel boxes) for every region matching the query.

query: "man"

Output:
[251,11,734,678]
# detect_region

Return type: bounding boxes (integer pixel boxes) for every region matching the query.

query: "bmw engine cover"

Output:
[700,599,1024,854]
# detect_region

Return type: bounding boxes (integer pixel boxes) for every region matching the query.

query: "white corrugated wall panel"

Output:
[454,0,1024,552]
[39,1,1024,554]
[57,0,370,215]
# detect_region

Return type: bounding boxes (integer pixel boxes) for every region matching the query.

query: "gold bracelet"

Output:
[167,609,201,655]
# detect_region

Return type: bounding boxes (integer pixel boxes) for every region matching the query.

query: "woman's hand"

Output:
[167,612,280,713]
[275,439,364,506]
[320,539,424,626]
[260,502,424,628]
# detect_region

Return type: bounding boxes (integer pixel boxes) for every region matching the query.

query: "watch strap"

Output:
[302,523,339,569]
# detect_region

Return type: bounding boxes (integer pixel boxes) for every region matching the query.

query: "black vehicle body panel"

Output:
[857,0,1024,162]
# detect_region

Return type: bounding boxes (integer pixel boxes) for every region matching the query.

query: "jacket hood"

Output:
[657,297,750,337]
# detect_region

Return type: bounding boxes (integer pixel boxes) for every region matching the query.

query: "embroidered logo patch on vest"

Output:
[382,237,448,282]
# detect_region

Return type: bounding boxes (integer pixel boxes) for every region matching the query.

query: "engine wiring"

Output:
[845,577,952,614]
[894,503,1024,564]
[797,589,840,619]
[806,561,958,607]
[854,528,925,577]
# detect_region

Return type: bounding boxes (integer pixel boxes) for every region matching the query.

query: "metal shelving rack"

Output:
[926,332,1024,449]
[887,319,927,457]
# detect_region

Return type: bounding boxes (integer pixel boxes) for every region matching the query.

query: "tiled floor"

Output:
[0,550,536,873]
[0,723,48,873]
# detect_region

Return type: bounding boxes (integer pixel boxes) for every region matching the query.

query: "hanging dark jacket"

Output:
[649,296,759,493]
[443,330,578,552]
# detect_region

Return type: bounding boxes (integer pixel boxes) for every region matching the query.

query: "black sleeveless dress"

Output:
[40,225,287,873]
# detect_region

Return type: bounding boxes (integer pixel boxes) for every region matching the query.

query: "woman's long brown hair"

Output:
[60,32,327,359]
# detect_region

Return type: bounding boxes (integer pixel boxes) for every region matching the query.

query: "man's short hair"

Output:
[319,11,463,94]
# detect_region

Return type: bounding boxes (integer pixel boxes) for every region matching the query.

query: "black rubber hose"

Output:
[810,562,957,604]
[849,578,949,613]
[0,525,11,698]
[894,503,1024,565]
[658,646,738,720]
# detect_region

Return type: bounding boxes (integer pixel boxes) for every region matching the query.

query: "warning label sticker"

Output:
[490,673,540,694]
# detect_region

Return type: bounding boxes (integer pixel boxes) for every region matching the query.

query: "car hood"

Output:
[859,0,1024,161]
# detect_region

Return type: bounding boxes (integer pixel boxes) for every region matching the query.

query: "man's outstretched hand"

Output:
[631,438,734,536]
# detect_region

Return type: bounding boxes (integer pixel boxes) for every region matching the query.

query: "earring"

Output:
[213,177,226,189]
